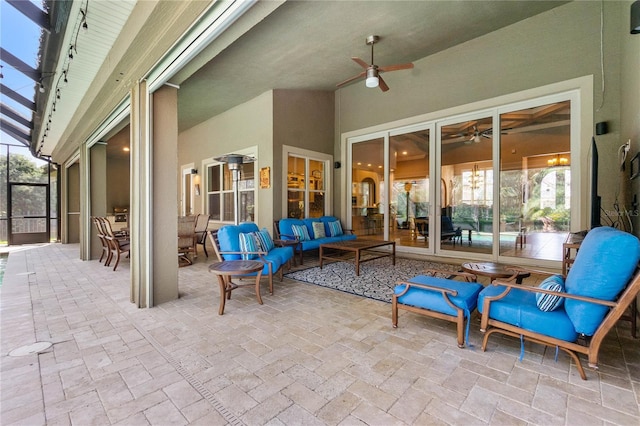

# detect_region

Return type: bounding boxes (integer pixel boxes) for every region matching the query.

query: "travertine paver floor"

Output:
[1,243,639,425]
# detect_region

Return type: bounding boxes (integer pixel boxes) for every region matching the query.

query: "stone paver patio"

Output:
[1,243,639,425]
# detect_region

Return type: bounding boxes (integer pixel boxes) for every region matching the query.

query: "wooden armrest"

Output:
[486,280,617,307]
[497,266,561,281]
[395,280,459,297]
[219,250,268,256]
[422,268,477,282]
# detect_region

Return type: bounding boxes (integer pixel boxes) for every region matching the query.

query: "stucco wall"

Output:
[273,89,335,218]
[335,1,623,228]
[178,90,274,229]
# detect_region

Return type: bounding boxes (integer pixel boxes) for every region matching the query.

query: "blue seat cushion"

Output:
[394,275,483,317]
[564,226,640,336]
[478,285,578,342]
[270,246,294,265]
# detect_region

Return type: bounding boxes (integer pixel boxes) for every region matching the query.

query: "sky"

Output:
[0,0,45,151]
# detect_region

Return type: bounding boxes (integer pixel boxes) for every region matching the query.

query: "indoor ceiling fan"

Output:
[336,35,414,92]
[464,125,493,144]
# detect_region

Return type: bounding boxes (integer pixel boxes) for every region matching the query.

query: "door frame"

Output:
[8,182,50,245]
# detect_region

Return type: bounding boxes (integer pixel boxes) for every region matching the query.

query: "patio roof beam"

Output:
[6,0,50,33]
[1,104,33,129]
[0,118,31,146]
[0,83,36,111]
[0,48,40,82]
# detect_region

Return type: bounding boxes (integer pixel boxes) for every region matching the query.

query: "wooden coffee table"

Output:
[319,239,395,276]
[461,261,530,284]
[208,260,264,315]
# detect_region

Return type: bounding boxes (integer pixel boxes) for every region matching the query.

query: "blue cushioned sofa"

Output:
[478,226,640,380]
[214,223,294,293]
[277,216,356,264]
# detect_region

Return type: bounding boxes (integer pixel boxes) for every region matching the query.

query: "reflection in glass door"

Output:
[440,116,494,255]
[499,100,571,260]
[351,138,384,237]
[350,129,430,250]
[390,129,430,248]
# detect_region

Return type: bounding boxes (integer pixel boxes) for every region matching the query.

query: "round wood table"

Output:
[208,260,264,315]
[461,262,530,284]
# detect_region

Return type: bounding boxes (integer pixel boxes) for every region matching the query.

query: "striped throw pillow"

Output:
[327,220,343,237]
[238,232,260,260]
[291,224,311,241]
[535,275,565,312]
[254,229,275,252]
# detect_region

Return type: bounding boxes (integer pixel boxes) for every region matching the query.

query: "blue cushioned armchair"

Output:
[479,226,640,380]
[393,268,482,348]
[209,223,294,294]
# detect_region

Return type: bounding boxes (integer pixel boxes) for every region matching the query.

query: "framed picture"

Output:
[260,167,271,188]
[194,184,200,195]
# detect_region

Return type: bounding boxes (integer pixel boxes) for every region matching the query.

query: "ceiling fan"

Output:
[336,35,414,92]
[464,126,494,144]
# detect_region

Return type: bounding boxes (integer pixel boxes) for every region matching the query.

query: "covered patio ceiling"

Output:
[3,0,569,162]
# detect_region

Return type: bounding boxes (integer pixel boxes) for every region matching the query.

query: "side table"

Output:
[208,260,264,315]
[461,262,530,284]
[562,232,585,276]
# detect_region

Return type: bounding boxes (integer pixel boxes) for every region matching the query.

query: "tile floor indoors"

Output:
[1,243,639,425]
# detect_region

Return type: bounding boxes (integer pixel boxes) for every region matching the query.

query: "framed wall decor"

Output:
[260,167,271,188]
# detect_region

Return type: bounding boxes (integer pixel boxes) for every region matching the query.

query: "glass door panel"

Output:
[441,116,493,254]
[499,100,571,260]
[390,129,430,248]
[351,138,384,237]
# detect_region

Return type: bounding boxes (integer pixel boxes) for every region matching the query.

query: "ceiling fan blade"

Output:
[378,75,389,92]
[378,63,414,72]
[351,57,370,69]
[336,70,366,88]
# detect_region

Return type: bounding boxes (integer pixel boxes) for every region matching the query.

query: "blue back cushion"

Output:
[279,218,305,240]
[564,226,640,335]
[218,223,260,260]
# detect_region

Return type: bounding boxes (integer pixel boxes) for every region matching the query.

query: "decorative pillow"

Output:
[238,232,260,260]
[327,220,343,237]
[291,224,311,241]
[254,228,275,252]
[535,275,565,312]
[312,222,326,239]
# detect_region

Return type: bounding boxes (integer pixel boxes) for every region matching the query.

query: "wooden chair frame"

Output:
[178,215,198,267]
[98,217,130,271]
[392,269,478,348]
[207,230,280,295]
[480,267,640,380]
[92,217,110,264]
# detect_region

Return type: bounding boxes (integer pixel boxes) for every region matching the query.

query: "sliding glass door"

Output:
[347,93,575,263]
[439,115,494,255]
[498,100,571,260]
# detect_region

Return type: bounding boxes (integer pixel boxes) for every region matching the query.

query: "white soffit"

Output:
[38,0,136,155]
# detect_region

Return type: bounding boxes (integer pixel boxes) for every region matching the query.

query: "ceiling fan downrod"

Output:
[366,35,379,66]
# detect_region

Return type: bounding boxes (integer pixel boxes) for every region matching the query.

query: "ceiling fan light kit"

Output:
[336,35,413,92]
[365,68,379,88]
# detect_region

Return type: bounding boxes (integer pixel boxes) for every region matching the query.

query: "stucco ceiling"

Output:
[174,1,568,131]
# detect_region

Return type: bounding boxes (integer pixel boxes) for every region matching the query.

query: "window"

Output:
[285,149,330,219]
[206,162,255,223]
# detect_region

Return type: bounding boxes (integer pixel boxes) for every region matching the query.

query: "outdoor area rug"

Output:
[284,257,460,303]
